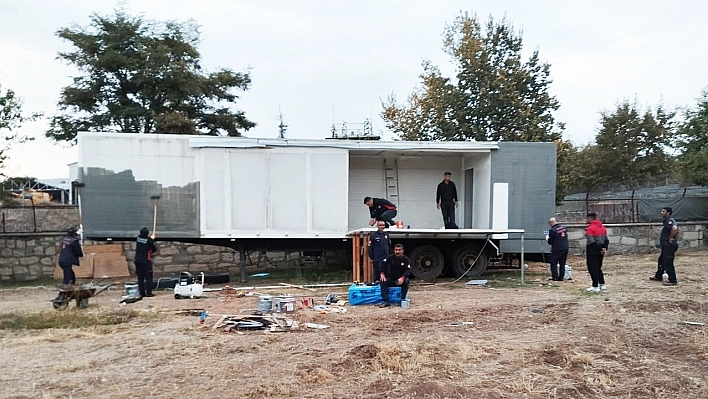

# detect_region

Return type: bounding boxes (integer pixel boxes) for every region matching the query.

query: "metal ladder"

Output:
[384,158,399,203]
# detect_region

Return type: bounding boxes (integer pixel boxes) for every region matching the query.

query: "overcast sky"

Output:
[1,0,707,179]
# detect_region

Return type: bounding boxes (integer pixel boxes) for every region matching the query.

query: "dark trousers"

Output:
[659,243,678,283]
[440,203,458,229]
[59,262,76,285]
[373,260,384,280]
[135,261,153,297]
[381,277,410,303]
[586,253,605,287]
[378,210,397,227]
[550,250,568,280]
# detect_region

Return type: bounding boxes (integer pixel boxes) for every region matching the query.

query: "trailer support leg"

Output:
[520,232,525,285]
[239,243,246,283]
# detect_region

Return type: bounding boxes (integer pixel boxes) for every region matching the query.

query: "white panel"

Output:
[79,133,195,187]
[492,182,509,239]
[348,155,462,230]
[310,153,348,231]
[202,150,226,231]
[464,153,492,229]
[270,152,307,230]
[348,157,385,230]
[229,151,268,230]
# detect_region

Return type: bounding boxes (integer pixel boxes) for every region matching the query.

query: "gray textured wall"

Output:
[491,142,557,253]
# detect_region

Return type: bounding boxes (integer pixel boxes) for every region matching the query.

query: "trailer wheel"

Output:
[452,245,489,278]
[409,245,445,280]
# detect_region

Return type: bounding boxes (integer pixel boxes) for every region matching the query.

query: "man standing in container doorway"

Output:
[650,207,679,286]
[368,220,391,284]
[436,171,459,229]
[364,196,397,228]
[585,212,609,292]
[135,227,158,299]
[378,244,412,308]
[546,217,569,281]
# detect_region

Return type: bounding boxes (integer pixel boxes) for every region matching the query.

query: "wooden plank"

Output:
[92,252,130,278]
[351,236,357,282]
[278,282,317,292]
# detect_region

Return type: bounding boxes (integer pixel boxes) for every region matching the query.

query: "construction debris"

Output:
[212,314,298,333]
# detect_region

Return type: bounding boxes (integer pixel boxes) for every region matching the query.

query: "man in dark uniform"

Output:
[364,196,397,227]
[650,207,679,285]
[378,244,412,307]
[135,227,158,298]
[58,227,83,289]
[436,171,459,229]
[546,217,569,281]
[368,220,391,282]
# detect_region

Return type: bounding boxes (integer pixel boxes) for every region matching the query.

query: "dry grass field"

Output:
[1,249,707,399]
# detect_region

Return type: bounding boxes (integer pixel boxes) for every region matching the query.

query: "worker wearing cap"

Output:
[585,212,609,292]
[378,243,412,307]
[135,227,158,298]
[364,196,397,228]
[58,227,83,289]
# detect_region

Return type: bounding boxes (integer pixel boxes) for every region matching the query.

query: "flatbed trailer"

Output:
[347,227,526,283]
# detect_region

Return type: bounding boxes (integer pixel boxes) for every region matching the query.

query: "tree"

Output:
[0,83,36,174]
[47,9,255,142]
[678,89,708,186]
[382,13,563,142]
[594,101,677,188]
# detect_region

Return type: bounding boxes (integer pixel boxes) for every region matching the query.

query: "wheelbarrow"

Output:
[51,282,115,310]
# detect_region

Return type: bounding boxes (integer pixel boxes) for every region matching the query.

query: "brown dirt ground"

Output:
[1,249,707,399]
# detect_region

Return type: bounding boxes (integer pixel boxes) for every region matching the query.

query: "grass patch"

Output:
[483,269,548,289]
[0,309,140,330]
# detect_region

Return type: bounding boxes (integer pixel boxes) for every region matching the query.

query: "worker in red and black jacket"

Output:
[364,196,397,228]
[378,243,412,307]
[585,212,609,292]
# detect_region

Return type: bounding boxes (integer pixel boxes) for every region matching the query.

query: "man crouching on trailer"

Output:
[379,244,411,308]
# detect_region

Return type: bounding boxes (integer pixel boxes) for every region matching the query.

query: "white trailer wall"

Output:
[200,147,348,238]
[348,155,463,230]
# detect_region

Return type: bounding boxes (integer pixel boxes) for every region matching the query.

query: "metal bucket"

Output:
[257,295,273,314]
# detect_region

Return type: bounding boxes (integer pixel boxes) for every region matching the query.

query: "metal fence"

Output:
[0,205,79,234]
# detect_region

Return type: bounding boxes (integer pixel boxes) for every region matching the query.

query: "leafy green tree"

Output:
[594,101,677,188]
[382,13,563,142]
[1,83,37,174]
[678,89,708,185]
[47,9,255,142]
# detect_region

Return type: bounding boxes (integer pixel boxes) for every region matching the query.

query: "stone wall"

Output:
[1,222,706,282]
[564,222,706,255]
[0,234,305,282]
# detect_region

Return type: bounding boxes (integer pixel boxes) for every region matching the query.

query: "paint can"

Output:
[274,296,296,313]
[281,297,296,313]
[257,295,273,314]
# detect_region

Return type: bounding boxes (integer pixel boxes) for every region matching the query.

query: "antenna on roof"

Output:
[277,107,287,139]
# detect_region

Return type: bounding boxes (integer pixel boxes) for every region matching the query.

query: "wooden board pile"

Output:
[212,314,298,333]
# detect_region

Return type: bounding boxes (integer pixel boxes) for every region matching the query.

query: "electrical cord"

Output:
[449,237,491,284]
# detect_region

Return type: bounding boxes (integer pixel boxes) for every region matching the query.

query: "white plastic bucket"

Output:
[564,266,572,281]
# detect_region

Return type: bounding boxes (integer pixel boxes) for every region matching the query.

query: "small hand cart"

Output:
[51,282,115,310]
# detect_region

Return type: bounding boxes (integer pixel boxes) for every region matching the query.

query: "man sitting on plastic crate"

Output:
[378,243,412,308]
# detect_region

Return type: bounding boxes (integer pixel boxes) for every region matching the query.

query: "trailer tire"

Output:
[409,245,445,280]
[452,245,489,278]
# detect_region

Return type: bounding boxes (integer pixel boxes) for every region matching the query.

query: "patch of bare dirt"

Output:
[0,249,707,398]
